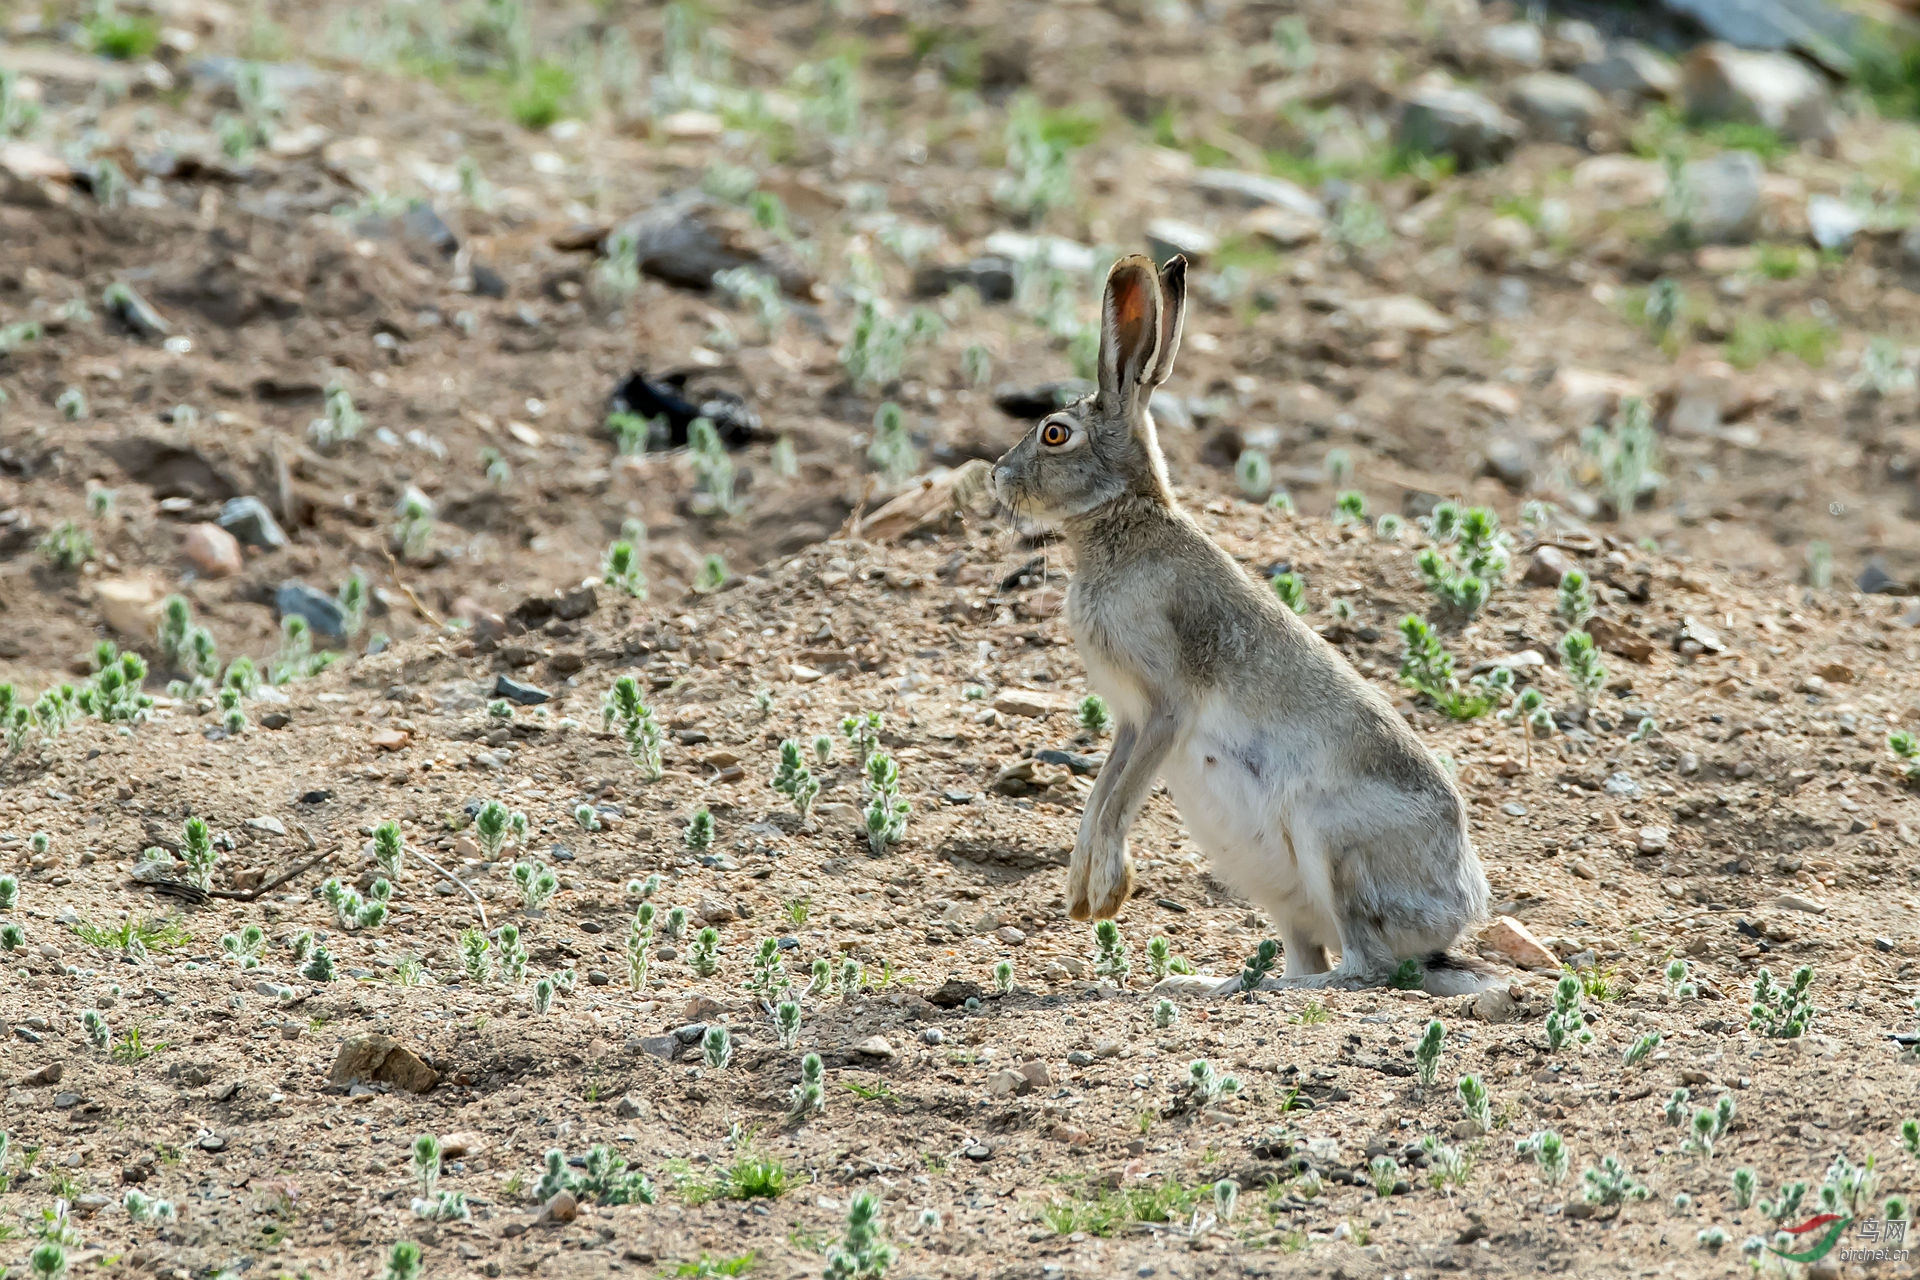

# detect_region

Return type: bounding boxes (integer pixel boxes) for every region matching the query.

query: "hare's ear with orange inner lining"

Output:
[1147,254,1187,390]
[1096,254,1163,418]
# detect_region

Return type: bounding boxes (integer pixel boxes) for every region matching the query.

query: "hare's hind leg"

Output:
[1279,923,1330,978]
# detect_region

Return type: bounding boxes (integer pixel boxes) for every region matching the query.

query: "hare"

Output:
[990,254,1498,997]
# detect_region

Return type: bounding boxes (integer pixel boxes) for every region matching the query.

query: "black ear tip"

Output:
[1163,254,1188,282]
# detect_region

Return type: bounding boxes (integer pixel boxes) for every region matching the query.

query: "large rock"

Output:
[1474,22,1545,69]
[1480,916,1559,971]
[1681,44,1835,143]
[218,496,288,549]
[181,522,242,578]
[1507,73,1606,145]
[327,1034,438,1094]
[1576,42,1679,102]
[1681,151,1764,244]
[275,580,348,641]
[94,577,164,641]
[1190,168,1326,219]
[1396,88,1521,170]
[1805,194,1861,252]
[617,192,818,298]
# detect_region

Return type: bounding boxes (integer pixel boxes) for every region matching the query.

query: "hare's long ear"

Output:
[1096,255,1162,419]
[1146,255,1187,389]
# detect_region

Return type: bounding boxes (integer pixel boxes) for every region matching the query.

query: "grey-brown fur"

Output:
[991,254,1498,996]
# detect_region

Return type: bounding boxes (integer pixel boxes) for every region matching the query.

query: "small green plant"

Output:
[38,521,94,572]
[1078,694,1111,736]
[1731,1166,1758,1208]
[746,937,790,1005]
[86,1,161,59]
[1622,1031,1662,1067]
[824,1190,896,1280]
[703,1023,732,1069]
[1187,1059,1241,1106]
[1457,1074,1492,1131]
[0,874,17,911]
[392,491,433,560]
[627,903,655,990]
[1584,396,1661,521]
[1415,504,1510,616]
[496,924,529,982]
[696,554,730,592]
[122,1188,176,1223]
[840,299,943,393]
[773,741,821,821]
[685,808,715,852]
[1415,1019,1445,1087]
[30,1241,69,1280]
[534,1144,657,1206]
[1888,730,1919,781]
[863,753,909,856]
[842,711,882,768]
[1420,1136,1472,1193]
[727,1151,790,1200]
[574,804,601,832]
[607,411,655,455]
[602,540,646,598]
[1145,935,1193,979]
[302,946,337,983]
[1581,1155,1650,1206]
[686,417,738,517]
[775,999,803,1048]
[181,816,219,891]
[789,1051,827,1122]
[1748,965,1815,1038]
[1237,938,1279,993]
[689,927,721,978]
[1235,450,1272,502]
[1559,631,1607,705]
[1399,616,1508,720]
[322,876,391,930]
[509,61,575,130]
[992,959,1014,995]
[459,927,493,984]
[1270,572,1306,614]
[1545,974,1591,1051]
[512,860,560,911]
[590,229,641,309]
[532,976,556,1013]
[603,675,665,780]
[1333,490,1367,525]
[1517,1130,1570,1185]
[371,820,406,880]
[1557,569,1594,625]
[1368,1155,1400,1198]
[1153,998,1178,1028]
[219,923,266,969]
[1092,920,1132,985]
[867,402,918,483]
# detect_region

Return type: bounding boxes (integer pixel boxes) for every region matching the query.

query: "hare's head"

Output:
[992,253,1187,522]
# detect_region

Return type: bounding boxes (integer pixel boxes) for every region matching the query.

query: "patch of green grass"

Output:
[508,61,575,130]
[843,1079,898,1104]
[1631,105,1789,162]
[1040,1179,1203,1237]
[672,1252,756,1277]
[110,1023,168,1064]
[1725,313,1834,369]
[1211,233,1288,275]
[725,1153,790,1201]
[1756,243,1809,281]
[1855,29,1920,120]
[87,10,162,59]
[72,916,191,953]
[1571,964,1624,1004]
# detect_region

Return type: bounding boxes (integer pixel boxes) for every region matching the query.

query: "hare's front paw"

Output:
[1082,838,1135,920]
[1066,837,1094,921]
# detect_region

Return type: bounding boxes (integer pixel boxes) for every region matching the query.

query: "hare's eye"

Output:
[1040,421,1071,447]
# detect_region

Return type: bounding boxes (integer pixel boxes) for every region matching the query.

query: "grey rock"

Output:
[189,58,328,98]
[492,675,550,706]
[1603,772,1643,798]
[1033,748,1104,775]
[1396,88,1522,170]
[1477,22,1545,69]
[1806,194,1862,252]
[1481,436,1536,490]
[619,192,817,297]
[920,1028,944,1045]
[1145,218,1217,265]
[54,1091,80,1108]
[275,581,348,641]
[613,1094,646,1118]
[218,496,288,549]
[636,1035,679,1060]
[1681,44,1834,143]
[672,1022,709,1044]
[1576,42,1680,101]
[912,256,1015,303]
[1191,168,1325,219]
[198,1133,227,1152]
[1659,0,1862,70]
[982,231,1099,275]
[1857,558,1907,595]
[1681,151,1764,244]
[1507,73,1606,145]
[105,283,172,339]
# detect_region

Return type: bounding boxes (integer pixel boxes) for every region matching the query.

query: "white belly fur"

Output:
[1158,692,1340,951]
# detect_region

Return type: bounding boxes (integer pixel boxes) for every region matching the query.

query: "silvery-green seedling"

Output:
[689,927,720,977]
[776,1000,802,1048]
[1415,1019,1445,1087]
[1092,921,1131,985]
[684,808,715,851]
[993,960,1013,995]
[788,1051,826,1122]
[1457,1074,1492,1131]
[459,928,492,984]
[497,924,528,982]
[703,1024,731,1068]
[574,804,601,832]
[1188,1059,1240,1105]
[533,977,555,1014]
[1153,999,1178,1029]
